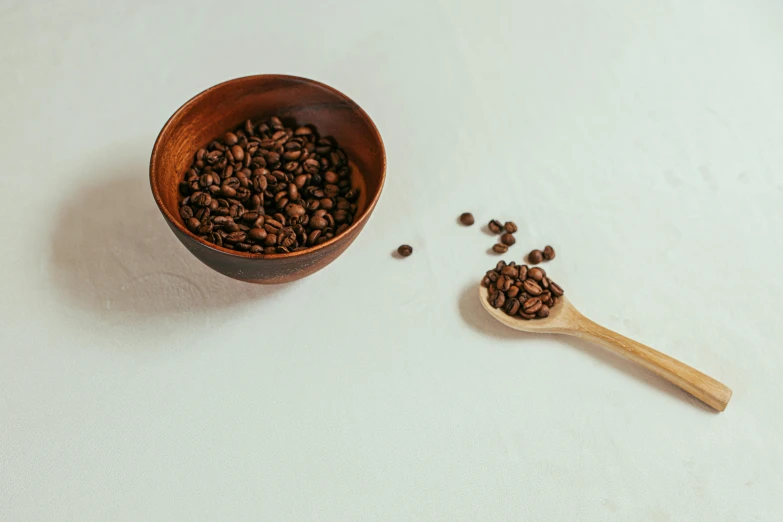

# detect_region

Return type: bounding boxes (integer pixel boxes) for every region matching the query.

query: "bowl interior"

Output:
[151,75,385,256]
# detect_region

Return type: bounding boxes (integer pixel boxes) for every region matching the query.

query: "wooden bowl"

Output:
[150,75,386,284]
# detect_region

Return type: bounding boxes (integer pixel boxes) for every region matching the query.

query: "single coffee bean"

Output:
[523,297,543,314]
[518,265,528,280]
[543,245,556,261]
[500,265,518,278]
[224,132,238,146]
[540,276,550,289]
[488,219,503,234]
[496,260,506,270]
[489,289,506,308]
[518,311,536,320]
[460,212,475,226]
[539,291,552,304]
[528,249,543,264]
[225,231,247,243]
[486,270,499,282]
[549,281,564,297]
[500,233,516,246]
[250,245,263,253]
[248,228,267,242]
[528,267,545,281]
[492,243,508,254]
[523,279,543,296]
[536,304,550,318]
[504,298,521,316]
[397,244,413,257]
[179,205,194,219]
[496,275,512,292]
[504,221,518,233]
[507,285,520,298]
[186,217,200,232]
[481,275,491,287]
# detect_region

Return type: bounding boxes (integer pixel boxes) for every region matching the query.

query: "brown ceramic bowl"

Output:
[150,75,386,284]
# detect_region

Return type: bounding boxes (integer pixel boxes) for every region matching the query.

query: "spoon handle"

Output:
[568,317,732,411]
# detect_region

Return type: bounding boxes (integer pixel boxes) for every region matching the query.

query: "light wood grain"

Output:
[479,286,732,411]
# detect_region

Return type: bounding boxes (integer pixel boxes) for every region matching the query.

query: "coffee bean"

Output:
[486,270,499,282]
[528,249,543,264]
[481,275,491,287]
[507,286,520,298]
[523,298,542,314]
[397,244,413,257]
[186,217,200,232]
[518,265,528,280]
[496,275,512,291]
[224,132,238,146]
[504,298,520,316]
[500,233,516,246]
[248,228,267,242]
[179,206,194,219]
[518,311,536,320]
[549,281,564,297]
[536,304,550,318]
[489,289,506,308]
[528,267,545,281]
[504,221,518,233]
[488,220,503,234]
[500,265,518,278]
[523,279,543,296]
[543,245,556,261]
[492,243,508,254]
[460,212,475,226]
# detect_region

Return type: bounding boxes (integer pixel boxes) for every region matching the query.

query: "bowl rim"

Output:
[149,74,386,260]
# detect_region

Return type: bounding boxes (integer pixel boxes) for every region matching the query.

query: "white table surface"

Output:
[2,1,783,520]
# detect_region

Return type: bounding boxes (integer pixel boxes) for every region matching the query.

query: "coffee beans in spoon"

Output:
[481,261,564,320]
[178,117,359,254]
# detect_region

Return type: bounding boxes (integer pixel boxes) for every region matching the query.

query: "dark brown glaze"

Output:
[150,75,386,284]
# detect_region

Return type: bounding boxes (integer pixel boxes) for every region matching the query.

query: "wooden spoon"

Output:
[479,286,732,411]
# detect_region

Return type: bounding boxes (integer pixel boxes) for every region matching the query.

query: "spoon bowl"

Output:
[478,284,732,411]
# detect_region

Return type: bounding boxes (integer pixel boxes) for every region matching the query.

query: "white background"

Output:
[2,0,783,520]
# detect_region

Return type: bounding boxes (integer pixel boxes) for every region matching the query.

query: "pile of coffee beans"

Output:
[178,117,359,254]
[482,261,564,319]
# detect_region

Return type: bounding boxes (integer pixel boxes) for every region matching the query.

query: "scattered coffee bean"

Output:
[488,220,503,234]
[460,212,475,226]
[528,249,543,264]
[483,262,563,320]
[178,117,358,254]
[398,244,413,257]
[504,221,518,233]
[492,243,509,254]
[500,232,516,246]
[543,245,556,260]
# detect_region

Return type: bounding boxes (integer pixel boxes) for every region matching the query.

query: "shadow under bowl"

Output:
[150,74,386,284]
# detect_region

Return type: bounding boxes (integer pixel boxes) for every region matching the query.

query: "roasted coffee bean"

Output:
[489,290,505,308]
[496,275,512,292]
[492,243,508,254]
[481,275,491,287]
[528,267,545,281]
[179,116,358,253]
[504,298,521,316]
[507,286,520,298]
[500,265,518,278]
[536,305,550,318]
[460,212,475,226]
[539,291,552,304]
[523,279,543,296]
[397,244,413,257]
[528,249,543,264]
[518,311,536,320]
[225,231,247,243]
[549,281,564,297]
[500,233,516,246]
[486,270,499,282]
[540,276,550,289]
[543,245,556,261]
[523,298,543,314]
[186,217,200,232]
[488,219,503,234]
[248,228,267,242]
[504,221,518,233]
[250,245,263,253]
